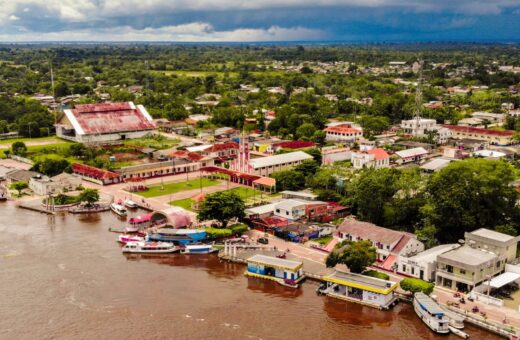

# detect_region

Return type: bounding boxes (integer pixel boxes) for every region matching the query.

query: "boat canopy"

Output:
[415,292,444,316]
[129,213,153,224]
[324,270,398,295]
[247,254,303,271]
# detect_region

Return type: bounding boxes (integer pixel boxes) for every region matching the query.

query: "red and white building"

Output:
[335,219,424,271]
[394,147,429,164]
[324,123,363,144]
[56,102,156,143]
[442,125,517,146]
[350,148,390,169]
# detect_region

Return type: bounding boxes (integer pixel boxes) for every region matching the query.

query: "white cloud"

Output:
[0,23,325,42]
[8,14,20,21]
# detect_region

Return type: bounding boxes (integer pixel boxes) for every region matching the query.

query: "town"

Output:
[1,44,520,339]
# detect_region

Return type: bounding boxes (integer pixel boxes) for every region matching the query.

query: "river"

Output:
[0,202,499,339]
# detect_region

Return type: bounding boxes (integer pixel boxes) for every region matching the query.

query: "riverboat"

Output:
[122,241,180,254]
[110,203,127,217]
[413,292,450,334]
[180,244,218,254]
[118,234,144,244]
[245,254,305,288]
[124,199,138,209]
[147,233,197,245]
[157,228,207,241]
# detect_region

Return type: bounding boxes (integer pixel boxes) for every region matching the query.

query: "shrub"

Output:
[205,228,233,239]
[229,223,248,235]
[400,278,434,295]
[363,270,390,280]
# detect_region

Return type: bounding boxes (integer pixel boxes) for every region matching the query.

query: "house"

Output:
[400,118,452,143]
[0,165,13,181]
[436,228,519,292]
[394,147,429,164]
[71,163,122,185]
[420,158,453,173]
[397,244,460,282]
[55,102,156,143]
[442,125,516,146]
[324,124,363,144]
[351,148,390,169]
[273,199,307,221]
[245,254,305,288]
[321,147,351,165]
[29,173,82,196]
[321,270,398,309]
[5,169,41,185]
[335,219,424,270]
[472,150,507,159]
[245,151,313,177]
[280,190,318,201]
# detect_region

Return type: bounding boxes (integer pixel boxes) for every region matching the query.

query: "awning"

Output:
[486,272,520,289]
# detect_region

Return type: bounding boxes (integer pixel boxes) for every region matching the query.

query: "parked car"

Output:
[258,237,269,245]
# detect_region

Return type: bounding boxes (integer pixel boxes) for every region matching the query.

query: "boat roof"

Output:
[324,270,398,295]
[415,292,444,316]
[247,254,303,271]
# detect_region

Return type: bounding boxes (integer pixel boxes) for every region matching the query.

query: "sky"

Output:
[1,0,520,42]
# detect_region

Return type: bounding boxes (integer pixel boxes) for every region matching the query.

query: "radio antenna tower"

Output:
[50,61,57,125]
[413,60,424,136]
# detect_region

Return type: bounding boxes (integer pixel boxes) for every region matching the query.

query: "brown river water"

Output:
[0,202,499,339]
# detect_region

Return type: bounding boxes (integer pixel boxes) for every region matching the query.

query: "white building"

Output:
[324,124,363,144]
[273,199,307,221]
[56,102,156,143]
[351,148,390,169]
[395,147,429,164]
[397,244,460,282]
[29,173,82,196]
[400,118,452,143]
[247,151,313,177]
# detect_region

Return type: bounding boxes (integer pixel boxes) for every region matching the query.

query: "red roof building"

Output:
[324,124,363,143]
[56,102,156,143]
[71,163,122,185]
[442,125,516,145]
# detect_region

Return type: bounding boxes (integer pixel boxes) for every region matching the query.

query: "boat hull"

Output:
[413,299,450,334]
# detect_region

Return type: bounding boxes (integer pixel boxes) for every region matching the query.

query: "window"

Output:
[411,267,415,275]
[446,265,453,273]
[460,269,466,274]
[402,265,407,272]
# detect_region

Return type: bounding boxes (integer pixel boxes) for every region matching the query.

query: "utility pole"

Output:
[413,60,424,137]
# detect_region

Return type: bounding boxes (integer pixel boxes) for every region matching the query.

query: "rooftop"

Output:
[247,254,303,271]
[420,158,452,172]
[438,246,497,267]
[324,270,397,294]
[415,292,444,316]
[324,125,362,134]
[395,147,429,159]
[468,228,516,243]
[338,219,413,246]
[275,199,308,211]
[248,151,312,169]
[63,102,155,135]
[367,148,390,160]
[405,244,460,264]
[443,125,516,137]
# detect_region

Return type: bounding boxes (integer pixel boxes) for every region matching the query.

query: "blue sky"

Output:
[1,0,520,42]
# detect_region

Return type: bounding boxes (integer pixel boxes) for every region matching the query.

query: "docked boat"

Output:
[180,244,218,254]
[124,199,138,209]
[122,241,180,254]
[147,233,197,245]
[440,306,465,329]
[110,203,127,217]
[413,292,450,334]
[156,228,207,241]
[118,234,144,244]
[128,213,153,231]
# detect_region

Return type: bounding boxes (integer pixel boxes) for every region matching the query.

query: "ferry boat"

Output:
[124,199,138,209]
[157,228,207,241]
[118,234,144,244]
[147,233,196,245]
[122,241,180,254]
[180,244,218,254]
[110,203,127,217]
[413,292,450,334]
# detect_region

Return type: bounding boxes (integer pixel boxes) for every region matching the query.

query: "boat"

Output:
[440,306,465,329]
[122,241,180,254]
[118,234,144,244]
[124,199,138,209]
[448,326,469,339]
[128,213,153,231]
[110,203,127,217]
[156,228,207,241]
[180,244,218,254]
[413,292,450,334]
[147,233,197,245]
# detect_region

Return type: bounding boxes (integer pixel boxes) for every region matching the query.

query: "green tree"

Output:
[10,181,28,196]
[31,157,70,177]
[424,159,520,243]
[359,115,389,139]
[78,189,100,206]
[271,171,305,191]
[325,240,376,273]
[296,122,316,140]
[312,130,326,146]
[294,159,319,177]
[197,191,245,228]
[400,278,434,295]
[11,141,27,157]
[304,148,322,163]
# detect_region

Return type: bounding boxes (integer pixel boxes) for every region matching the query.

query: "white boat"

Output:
[122,241,180,254]
[110,203,127,217]
[118,234,144,244]
[413,292,450,334]
[441,306,465,329]
[180,244,218,254]
[124,199,138,209]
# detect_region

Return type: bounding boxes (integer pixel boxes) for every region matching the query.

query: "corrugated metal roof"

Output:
[249,151,312,169]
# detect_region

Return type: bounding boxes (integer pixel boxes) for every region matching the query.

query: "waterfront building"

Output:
[245,254,305,288]
[321,270,398,309]
[29,173,82,196]
[5,169,40,185]
[397,244,460,282]
[71,163,123,185]
[56,102,156,143]
[336,219,424,270]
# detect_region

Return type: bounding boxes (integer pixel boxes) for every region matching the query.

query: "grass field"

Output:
[135,178,220,198]
[169,198,195,211]
[0,136,59,145]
